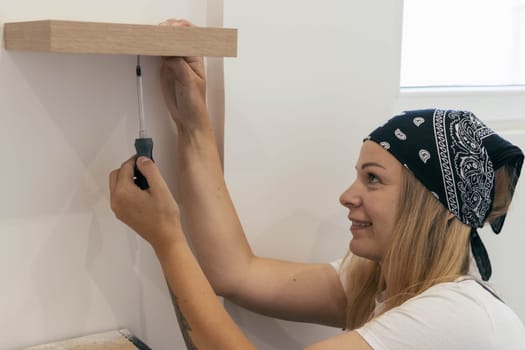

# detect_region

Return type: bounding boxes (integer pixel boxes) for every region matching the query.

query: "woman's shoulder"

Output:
[414,277,504,306]
[412,276,496,302]
[406,277,518,321]
[356,277,525,350]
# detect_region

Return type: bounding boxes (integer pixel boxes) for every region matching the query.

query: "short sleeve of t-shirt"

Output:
[330,257,350,292]
[355,280,525,350]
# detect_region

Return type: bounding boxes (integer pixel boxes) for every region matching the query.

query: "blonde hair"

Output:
[342,166,512,330]
[486,164,513,223]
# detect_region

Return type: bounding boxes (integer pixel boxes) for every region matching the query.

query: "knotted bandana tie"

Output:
[367,109,523,281]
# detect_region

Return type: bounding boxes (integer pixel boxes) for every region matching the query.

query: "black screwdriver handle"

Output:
[134,137,154,190]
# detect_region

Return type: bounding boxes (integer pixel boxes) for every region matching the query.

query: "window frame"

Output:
[395,86,525,131]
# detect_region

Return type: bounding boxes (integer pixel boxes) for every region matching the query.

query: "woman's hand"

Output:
[109,156,183,251]
[159,19,209,133]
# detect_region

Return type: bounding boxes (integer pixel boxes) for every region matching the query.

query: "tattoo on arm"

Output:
[169,288,198,350]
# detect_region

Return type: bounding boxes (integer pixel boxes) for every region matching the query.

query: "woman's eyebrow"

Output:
[355,162,387,170]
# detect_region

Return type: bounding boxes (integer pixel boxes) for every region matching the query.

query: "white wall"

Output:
[0,1,220,349]
[223,1,403,348]
[1,0,404,347]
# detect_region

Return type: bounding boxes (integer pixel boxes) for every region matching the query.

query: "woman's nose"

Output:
[339,182,361,208]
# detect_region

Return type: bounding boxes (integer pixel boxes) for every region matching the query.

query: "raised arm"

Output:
[159,19,346,328]
[110,157,254,349]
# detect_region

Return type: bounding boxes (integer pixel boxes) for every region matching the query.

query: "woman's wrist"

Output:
[172,108,213,138]
[175,122,221,160]
[153,235,186,261]
[150,224,187,255]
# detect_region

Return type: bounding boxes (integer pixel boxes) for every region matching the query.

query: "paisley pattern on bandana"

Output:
[434,110,494,227]
[368,109,495,228]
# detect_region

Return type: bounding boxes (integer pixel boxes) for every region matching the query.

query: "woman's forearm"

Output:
[154,237,255,350]
[173,125,254,295]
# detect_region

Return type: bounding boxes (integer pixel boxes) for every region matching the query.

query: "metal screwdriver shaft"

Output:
[134,55,154,190]
[136,55,146,138]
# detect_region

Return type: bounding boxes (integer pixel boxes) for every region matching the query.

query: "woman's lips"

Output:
[350,219,372,232]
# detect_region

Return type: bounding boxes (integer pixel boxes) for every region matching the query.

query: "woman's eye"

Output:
[367,173,379,184]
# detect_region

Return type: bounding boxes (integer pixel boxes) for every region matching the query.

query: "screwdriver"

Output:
[133,55,154,190]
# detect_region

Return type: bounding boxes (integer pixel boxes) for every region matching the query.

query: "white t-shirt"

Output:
[331,260,525,349]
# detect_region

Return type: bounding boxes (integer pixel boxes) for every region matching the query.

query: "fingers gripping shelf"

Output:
[3,20,237,57]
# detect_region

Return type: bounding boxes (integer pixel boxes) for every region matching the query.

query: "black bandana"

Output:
[367,109,523,281]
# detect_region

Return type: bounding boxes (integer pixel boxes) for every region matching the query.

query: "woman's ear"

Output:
[447,212,455,221]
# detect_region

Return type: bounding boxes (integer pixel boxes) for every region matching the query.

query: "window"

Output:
[401,0,525,87]
[397,0,525,124]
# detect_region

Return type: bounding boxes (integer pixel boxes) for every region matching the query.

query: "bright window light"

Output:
[401,0,525,87]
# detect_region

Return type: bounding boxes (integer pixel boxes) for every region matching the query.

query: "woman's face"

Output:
[339,141,403,261]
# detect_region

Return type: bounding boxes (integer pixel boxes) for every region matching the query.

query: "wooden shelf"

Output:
[3,20,237,57]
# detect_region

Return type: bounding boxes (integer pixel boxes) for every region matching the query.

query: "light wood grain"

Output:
[24,329,145,350]
[4,20,237,57]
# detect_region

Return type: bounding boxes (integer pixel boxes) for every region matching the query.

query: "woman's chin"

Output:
[349,240,380,261]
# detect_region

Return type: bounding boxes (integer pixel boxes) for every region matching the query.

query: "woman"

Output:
[109,19,525,349]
